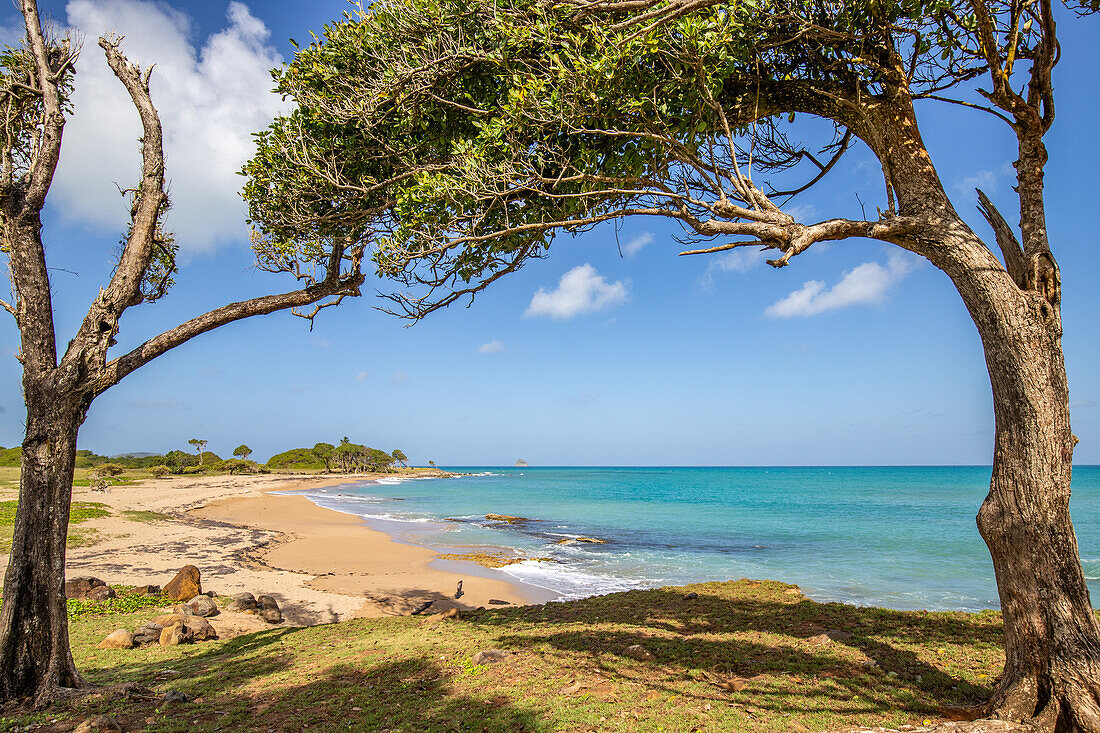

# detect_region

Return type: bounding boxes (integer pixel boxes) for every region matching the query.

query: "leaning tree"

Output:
[0,0,366,705]
[243,0,1100,728]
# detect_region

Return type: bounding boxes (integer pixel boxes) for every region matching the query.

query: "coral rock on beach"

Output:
[159,623,193,646]
[162,564,202,601]
[132,623,163,646]
[153,614,218,641]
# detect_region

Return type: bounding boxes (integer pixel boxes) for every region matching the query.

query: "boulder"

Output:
[257,595,283,624]
[227,592,259,613]
[152,614,217,641]
[65,576,109,599]
[132,584,161,596]
[625,644,656,661]
[471,649,510,665]
[159,689,190,706]
[97,629,134,650]
[554,537,607,545]
[74,715,123,733]
[88,585,117,601]
[159,623,192,646]
[186,595,219,617]
[162,565,202,601]
[488,599,511,606]
[132,623,163,646]
[171,604,195,617]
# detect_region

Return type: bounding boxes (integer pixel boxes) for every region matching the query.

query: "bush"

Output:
[98,463,124,476]
[179,465,205,475]
[266,448,325,470]
[150,465,170,478]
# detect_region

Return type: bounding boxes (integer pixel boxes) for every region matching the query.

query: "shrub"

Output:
[98,463,124,476]
[150,465,170,478]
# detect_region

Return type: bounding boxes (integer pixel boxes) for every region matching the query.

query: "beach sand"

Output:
[0,473,548,628]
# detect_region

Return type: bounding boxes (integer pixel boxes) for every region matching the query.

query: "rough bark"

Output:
[0,386,84,706]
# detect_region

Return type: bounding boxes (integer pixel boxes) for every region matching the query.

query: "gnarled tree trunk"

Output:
[0,385,85,706]
[941,227,1100,732]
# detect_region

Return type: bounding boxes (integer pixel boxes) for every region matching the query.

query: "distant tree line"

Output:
[0,439,410,476]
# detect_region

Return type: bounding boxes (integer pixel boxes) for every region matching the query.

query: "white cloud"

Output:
[621,232,654,258]
[477,340,506,354]
[765,252,917,318]
[53,1,286,253]
[699,247,766,289]
[390,371,407,384]
[951,163,1014,205]
[354,371,368,382]
[525,264,629,320]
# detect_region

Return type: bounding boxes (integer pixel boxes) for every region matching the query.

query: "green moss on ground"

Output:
[0,579,1023,732]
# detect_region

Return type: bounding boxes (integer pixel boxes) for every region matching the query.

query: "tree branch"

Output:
[976,189,1026,289]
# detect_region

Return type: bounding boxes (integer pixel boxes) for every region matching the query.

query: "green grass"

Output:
[0,500,110,552]
[121,509,173,523]
[0,580,1021,732]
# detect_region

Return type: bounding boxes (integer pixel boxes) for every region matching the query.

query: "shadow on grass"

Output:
[470,581,1002,719]
[65,625,545,732]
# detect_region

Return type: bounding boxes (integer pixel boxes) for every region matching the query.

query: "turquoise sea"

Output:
[292,466,1100,612]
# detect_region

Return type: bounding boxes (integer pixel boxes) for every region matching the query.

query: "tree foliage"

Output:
[245,0,1091,318]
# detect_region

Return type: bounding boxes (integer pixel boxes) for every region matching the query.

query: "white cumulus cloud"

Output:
[52,0,286,253]
[354,371,368,382]
[765,252,916,318]
[525,264,629,320]
[477,340,506,354]
[621,232,654,258]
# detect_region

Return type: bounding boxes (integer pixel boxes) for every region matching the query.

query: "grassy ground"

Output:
[0,500,109,553]
[0,580,1015,732]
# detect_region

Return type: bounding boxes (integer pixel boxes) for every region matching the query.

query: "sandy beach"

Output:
[0,472,549,627]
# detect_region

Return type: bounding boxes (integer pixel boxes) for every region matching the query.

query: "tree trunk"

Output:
[0,387,85,706]
[954,241,1100,731]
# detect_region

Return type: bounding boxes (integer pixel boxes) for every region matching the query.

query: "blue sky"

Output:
[0,0,1096,466]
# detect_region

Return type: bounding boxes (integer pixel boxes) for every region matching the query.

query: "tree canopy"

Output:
[244,0,1088,318]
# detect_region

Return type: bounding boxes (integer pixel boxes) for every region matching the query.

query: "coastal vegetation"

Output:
[242,0,1100,727]
[0,579,1067,732]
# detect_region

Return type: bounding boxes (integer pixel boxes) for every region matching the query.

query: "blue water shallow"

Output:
[293,466,1100,612]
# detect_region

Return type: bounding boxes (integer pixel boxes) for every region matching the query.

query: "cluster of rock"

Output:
[89,564,284,651]
[226,592,283,624]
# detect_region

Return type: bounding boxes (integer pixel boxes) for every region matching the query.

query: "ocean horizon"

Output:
[291,465,1100,613]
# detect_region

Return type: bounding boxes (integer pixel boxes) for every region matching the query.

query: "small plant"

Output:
[150,465,170,478]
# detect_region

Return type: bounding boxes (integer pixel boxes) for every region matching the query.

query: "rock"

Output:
[784,587,802,595]
[172,603,195,617]
[514,459,529,467]
[152,614,217,641]
[65,575,109,599]
[89,585,117,601]
[487,599,510,606]
[159,689,190,706]
[132,584,161,596]
[186,595,219,617]
[625,644,656,661]
[807,629,854,646]
[255,594,283,620]
[74,715,123,732]
[97,629,134,650]
[256,595,283,624]
[684,592,699,600]
[162,565,202,601]
[159,623,192,646]
[485,513,530,523]
[424,608,460,623]
[555,536,607,545]
[227,592,259,613]
[410,600,434,615]
[471,649,510,665]
[132,623,163,646]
